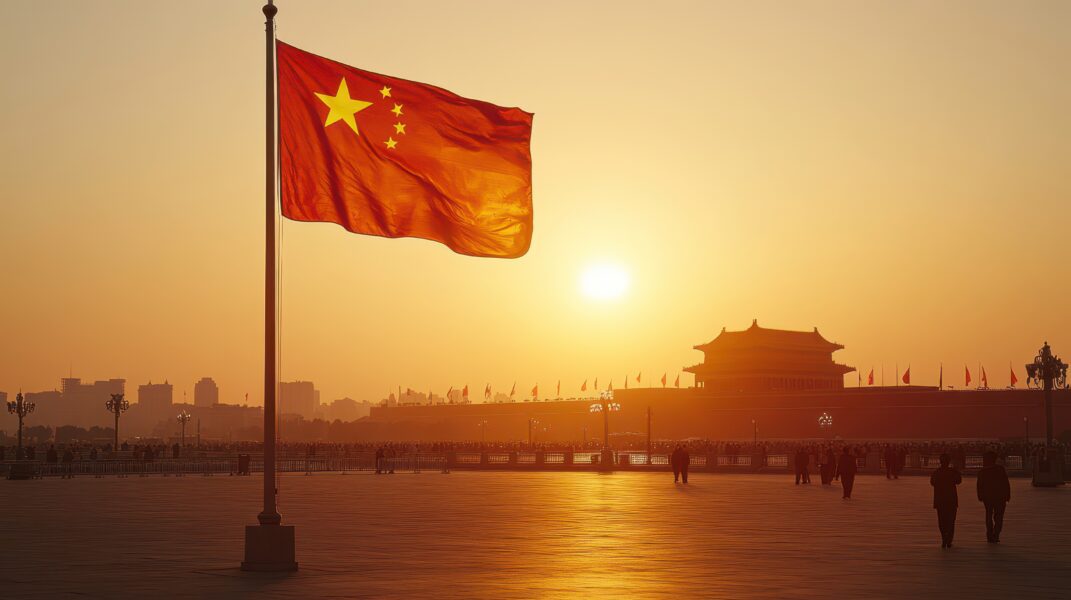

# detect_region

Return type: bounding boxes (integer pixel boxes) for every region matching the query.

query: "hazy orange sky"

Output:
[1,1,1069,406]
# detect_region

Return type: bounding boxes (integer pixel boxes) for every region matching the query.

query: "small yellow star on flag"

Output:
[384,137,398,150]
[394,122,406,135]
[379,86,392,98]
[391,103,404,117]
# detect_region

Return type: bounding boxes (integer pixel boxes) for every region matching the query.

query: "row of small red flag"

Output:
[402,373,683,402]
[864,364,1020,387]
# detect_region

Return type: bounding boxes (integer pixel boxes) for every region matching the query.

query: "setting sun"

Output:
[579,264,630,301]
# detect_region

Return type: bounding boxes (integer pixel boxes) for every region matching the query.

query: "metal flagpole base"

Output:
[241,525,298,572]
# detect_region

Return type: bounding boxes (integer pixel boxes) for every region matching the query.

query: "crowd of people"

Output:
[1,438,1066,465]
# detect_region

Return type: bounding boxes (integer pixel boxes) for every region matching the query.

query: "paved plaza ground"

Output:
[3,471,1070,598]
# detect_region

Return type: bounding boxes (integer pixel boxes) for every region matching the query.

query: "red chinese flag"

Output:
[674,374,680,388]
[462,385,469,398]
[981,367,988,388]
[901,367,910,385]
[1010,366,1018,387]
[965,366,972,387]
[581,380,588,392]
[276,42,534,258]
[867,369,874,385]
[661,373,667,387]
[532,384,538,397]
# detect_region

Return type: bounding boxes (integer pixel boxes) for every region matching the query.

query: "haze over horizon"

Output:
[2,0,1069,406]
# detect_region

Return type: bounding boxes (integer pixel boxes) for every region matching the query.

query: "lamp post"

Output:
[818,412,833,438]
[528,418,538,448]
[105,393,129,451]
[7,392,35,459]
[177,411,192,448]
[478,419,488,445]
[1025,342,1068,444]
[590,391,621,467]
[752,419,758,444]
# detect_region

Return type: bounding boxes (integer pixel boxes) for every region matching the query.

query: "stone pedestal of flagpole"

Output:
[241,525,298,572]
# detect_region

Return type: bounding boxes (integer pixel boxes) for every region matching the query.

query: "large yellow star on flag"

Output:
[315,78,372,136]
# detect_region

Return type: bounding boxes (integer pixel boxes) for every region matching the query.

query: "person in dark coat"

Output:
[61,448,74,478]
[930,453,962,548]
[976,451,1011,543]
[679,445,690,484]
[795,447,810,485]
[836,446,857,498]
[671,445,682,483]
[884,445,898,479]
[821,447,836,485]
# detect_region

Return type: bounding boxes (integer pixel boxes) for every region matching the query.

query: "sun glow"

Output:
[579,264,630,301]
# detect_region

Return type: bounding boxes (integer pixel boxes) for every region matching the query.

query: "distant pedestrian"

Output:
[930,453,962,548]
[671,445,682,483]
[884,445,898,479]
[795,448,810,485]
[62,448,74,478]
[820,447,835,485]
[679,445,690,484]
[836,447,857,498]
[976,451,1011,543]
[375,446,384,474]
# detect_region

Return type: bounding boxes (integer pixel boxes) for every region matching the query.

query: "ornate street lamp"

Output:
[105,393,129,450]
[1025,342,1068,444]
[527,418,539,448]
[177,411,193,448]
[1025,342,1068,487]
[590,392,621,467]
[7,392,35,459]
[477,419,488,444]
[818,412,833,437]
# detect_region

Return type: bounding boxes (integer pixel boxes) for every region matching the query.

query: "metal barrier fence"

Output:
[766,455,789,468]
[1,454,449,478]
[2,452,1044,478]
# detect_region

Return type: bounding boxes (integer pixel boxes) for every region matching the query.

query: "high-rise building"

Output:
[280,381,318,419]
[194,377,219,407]
[50,377,127,428]
[137,380,173,415]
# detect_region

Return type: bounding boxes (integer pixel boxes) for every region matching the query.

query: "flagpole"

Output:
[243,0,296,572]
[260,0,280,530]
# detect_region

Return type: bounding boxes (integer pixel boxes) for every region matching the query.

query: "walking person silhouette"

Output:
[679,444,690,484]
[976,451,1011,543]
[836,446,857,498]
[930,453,962,548]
